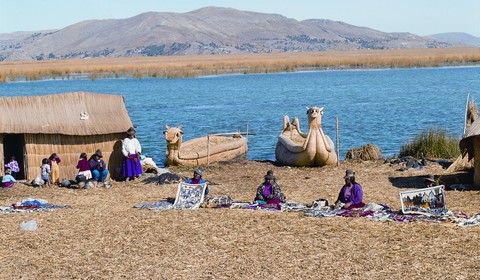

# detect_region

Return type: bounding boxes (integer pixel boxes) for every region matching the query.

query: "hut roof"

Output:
[0,92,133,135]
[459,118,480,160]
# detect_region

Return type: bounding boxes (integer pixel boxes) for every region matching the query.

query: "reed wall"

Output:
[21,133,125,181]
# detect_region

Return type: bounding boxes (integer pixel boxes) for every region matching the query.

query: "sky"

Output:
[1,0,479,37]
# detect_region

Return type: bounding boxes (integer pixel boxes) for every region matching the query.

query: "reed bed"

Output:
[400,128,461,159]
[0,160,479,279]
[1,47,479,82]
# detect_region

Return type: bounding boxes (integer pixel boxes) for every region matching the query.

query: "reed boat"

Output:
[164,125,248,166]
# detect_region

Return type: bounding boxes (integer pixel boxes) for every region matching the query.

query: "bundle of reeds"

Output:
[345,143,383,160]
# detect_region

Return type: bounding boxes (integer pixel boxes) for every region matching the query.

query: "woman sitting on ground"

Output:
[89,149,109,184]
[254,170,286,205]
[185,168,209,195]
[334,169,365,210]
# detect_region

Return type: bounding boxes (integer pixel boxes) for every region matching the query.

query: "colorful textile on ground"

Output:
[133,195,480,227]
[304,203,480,227]
[399,185,446,216]
[0,198,70,214]
[201,195,234,208]
[133,201,174,211]
[135,182,207,211]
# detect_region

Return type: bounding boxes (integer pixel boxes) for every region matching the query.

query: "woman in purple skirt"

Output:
[122,127,142,181]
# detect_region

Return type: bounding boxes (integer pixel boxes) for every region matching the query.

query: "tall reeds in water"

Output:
[0,47,479,82]
[400,128,460,159]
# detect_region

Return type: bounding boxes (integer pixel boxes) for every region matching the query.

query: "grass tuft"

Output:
[400,128,460,159]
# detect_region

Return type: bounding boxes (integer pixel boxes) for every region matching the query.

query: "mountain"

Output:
[0,6,460,62]
[429,32,480,47]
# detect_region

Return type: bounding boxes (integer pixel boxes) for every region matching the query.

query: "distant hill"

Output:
[429,32,480,47]
[0,6,461,62]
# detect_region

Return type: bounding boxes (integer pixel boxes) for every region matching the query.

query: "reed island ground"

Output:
[1,160,479,279]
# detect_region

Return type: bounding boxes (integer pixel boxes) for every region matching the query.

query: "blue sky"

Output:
[1,0,479,36]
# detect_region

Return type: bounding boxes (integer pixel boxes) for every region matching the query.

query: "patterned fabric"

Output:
[5,160,19,172]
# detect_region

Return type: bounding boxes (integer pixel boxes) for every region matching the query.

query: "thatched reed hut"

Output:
[0,92,133,181]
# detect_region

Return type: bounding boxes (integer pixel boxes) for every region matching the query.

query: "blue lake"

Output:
[1,66,479,166]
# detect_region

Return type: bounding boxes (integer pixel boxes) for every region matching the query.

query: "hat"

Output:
[425,174,435,182]
[127,127,136,136]
[344,169,355,179]
[194,168,203,176]
[265,173,275,181]
[95,149,103,158]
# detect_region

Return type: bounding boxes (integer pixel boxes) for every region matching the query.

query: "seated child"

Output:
[41,158,51,187]
[2,168,16,188]
[76,153,92,180]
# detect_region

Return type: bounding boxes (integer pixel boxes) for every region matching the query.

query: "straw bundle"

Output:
[345,143,383,160]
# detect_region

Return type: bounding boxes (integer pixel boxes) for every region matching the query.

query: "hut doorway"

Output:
[3,134,25,180]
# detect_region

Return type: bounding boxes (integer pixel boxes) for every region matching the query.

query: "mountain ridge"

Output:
[0,6,467,62]
[429,32,480,47]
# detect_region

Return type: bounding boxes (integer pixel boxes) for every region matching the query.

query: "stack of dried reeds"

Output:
[345,143,383,160]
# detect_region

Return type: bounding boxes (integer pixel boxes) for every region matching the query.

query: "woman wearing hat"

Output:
[334,169,365,210]
[89,149,109,183]
[424,174,436,188]
[122,127,142,181]
[185,168,209,195]
[254,170,286,204]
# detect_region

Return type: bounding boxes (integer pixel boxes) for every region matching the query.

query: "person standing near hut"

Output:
[49,153,61,185]
[122,127,142,181]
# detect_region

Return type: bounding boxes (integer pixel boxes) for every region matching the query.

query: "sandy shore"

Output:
[1,160,479,279]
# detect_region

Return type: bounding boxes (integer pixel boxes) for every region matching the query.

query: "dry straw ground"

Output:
[1,160,479,279]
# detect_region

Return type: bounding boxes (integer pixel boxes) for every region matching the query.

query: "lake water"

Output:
[1,66,479,166]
